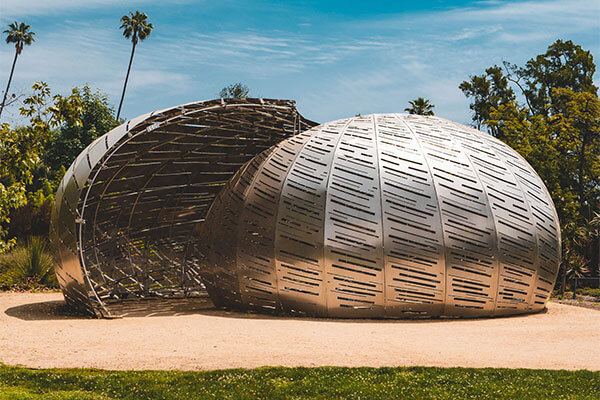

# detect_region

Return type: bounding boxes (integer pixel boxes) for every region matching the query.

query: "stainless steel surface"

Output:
[49,98,317,317]
[199,114,561,318]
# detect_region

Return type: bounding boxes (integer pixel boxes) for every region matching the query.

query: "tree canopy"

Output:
[508,40,597,117]
[459,66,515,137]
[0,83,117,252]
[219,83,250,99]
[44,86,119,175]
[460,39,600,287]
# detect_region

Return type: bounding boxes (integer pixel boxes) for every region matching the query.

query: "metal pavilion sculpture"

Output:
[199,114,561,318]
[51,103,561,318]
[49,98,316,317]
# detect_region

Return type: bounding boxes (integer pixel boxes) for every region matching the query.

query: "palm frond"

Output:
[3,20,35,52]
[119,10,154,43]
[405,97,435,115]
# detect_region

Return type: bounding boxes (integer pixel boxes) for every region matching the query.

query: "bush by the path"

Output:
[578,288,600,298]
[1,365,598,399]
[0,237,57,290]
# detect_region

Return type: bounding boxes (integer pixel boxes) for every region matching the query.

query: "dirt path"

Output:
[1,292,598,371]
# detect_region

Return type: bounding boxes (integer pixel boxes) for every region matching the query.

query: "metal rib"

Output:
[49,98,317,317]
[199,114,561,318]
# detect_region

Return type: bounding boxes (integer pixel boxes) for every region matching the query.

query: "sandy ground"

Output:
[1,292,599,371]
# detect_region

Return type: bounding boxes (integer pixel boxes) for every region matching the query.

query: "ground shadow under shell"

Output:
[3,297,212,320]
[4,296,548,322]
[4,299,93,321]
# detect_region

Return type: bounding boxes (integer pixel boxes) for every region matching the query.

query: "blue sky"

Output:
[1,0,599,125]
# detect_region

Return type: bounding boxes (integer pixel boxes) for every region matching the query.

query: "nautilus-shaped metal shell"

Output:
[199,114,561,318]
[49,98,316,317]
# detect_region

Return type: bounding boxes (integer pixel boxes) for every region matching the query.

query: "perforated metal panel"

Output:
[199,114,561,318]
[49,98,317,317]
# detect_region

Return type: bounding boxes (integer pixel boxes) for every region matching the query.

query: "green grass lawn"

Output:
[1,365,598,399]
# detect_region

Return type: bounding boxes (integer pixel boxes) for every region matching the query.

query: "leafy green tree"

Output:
[404,97,435,115]
[486,88,599,289]
[0,21,35,120]
[117,11,154,120]
[506,40,597,117]
[549,89,600,219]
[44,86,119,175]
[487,89,599,226]
[563,214,600,281]
[0,82,82,252]
[462,40,600,288]
[3,84,117,249]
[17,82,83,134]
[459,66,515,137]
[219,83,250,99]
[0,161,27,252]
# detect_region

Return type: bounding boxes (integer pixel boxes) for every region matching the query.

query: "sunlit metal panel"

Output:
[200,114,561,318]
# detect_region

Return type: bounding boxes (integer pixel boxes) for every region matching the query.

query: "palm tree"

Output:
[0,22,35,120]
[116,11,154,121]
[404,97,435,116]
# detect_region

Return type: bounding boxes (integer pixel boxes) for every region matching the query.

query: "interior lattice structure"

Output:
[50,98,316,317]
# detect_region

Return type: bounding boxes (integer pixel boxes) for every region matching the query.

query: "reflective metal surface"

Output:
[49,98,317,317]
[199,114,561,318]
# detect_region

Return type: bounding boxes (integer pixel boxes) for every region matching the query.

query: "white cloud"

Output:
[0,0,597,125]
[359,0,598,41]
[497,31,556,43]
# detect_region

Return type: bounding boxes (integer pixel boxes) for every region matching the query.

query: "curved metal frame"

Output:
[50,98,317,317]
[200,114,561,318]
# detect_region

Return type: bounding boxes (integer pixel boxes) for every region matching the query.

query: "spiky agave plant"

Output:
[0,237,57,289]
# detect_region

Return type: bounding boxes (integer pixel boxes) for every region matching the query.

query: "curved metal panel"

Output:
[275,121,348,315]
[50,98,317,316]
[376,115,446,317]
[199,114,561,318]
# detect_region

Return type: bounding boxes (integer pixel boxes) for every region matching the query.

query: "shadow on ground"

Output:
[4,295,548,323]
[4,297,216,320]
[4,300,92,321]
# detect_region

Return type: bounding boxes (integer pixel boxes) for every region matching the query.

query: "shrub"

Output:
[578,287,600,298]
[0,237,57,290]
[7,199,53,241]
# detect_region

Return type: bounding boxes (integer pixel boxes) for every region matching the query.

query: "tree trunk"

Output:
[561,264,566,295]
[0,50,19,120]
[116,42,136,121]
[597,236,600,287]
[579,143,585,202]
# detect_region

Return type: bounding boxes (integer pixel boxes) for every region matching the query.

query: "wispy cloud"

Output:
[0,0,186,20]
[0,0,597,125]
